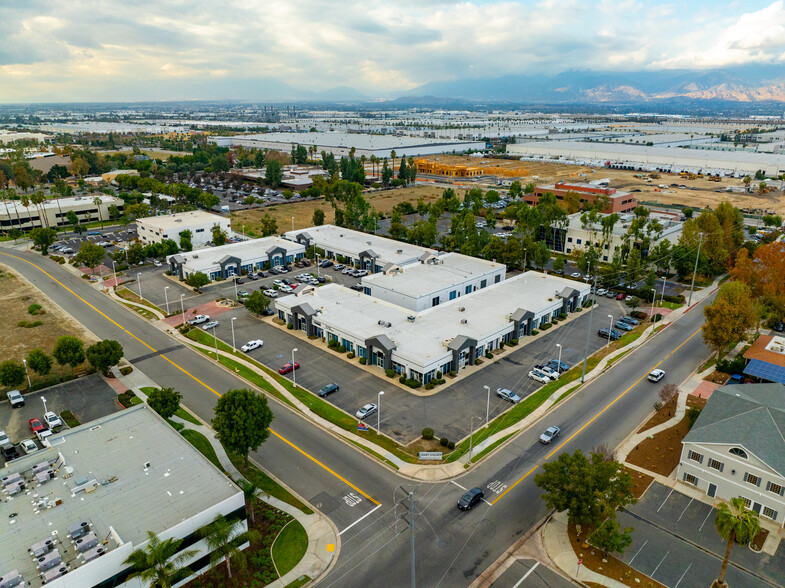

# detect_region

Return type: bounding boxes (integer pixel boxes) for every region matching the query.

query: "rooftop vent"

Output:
[460,319,468,324]
[397,249,403,253]
[458,307,465,312]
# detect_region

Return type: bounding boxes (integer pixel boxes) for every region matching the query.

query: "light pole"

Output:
[232,275,238,300]
[291,216,295,232]
[292,347,298,388]
[660,275,667,307]
[688,232,703,306]
[581,275,598,383]
[180,293,186,326]
[111,260,117,290]
[242,225,245,237]
[606,314,613,347]
[210,324,218,358]
[40,396,48,416]
[136,272,143,300]
[231,317,237,352]
[164,286,170,314]
[556,343,562,371]
[483,385,491,425]
[377,390,384,432]
[316,254,320,277]
[23,359,31,388]
[650,288,657,322]
[469,415,482,460]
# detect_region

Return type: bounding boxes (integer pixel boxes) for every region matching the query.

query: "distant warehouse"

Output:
[209,132,485,159]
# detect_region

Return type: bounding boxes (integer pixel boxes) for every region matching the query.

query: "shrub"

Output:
[687,407,702,428]
[399,375,406,383]
[120,366,133,376]
[531,329,539,335]
[576,307,583,312]
[436,371,442,379]
[425,382,435,390]
[327,339,338,348]
[541,323,553,330]
[347,352,355,359]
[359,357,366,365]
[405,379,422,389]
[17,320,43,328]
[559,313,567,319]
[286,322,293,329]
[475,358,484,365]
[422,427,434,440]
[650,313,663,323]
[447,441,455,449]
[449,370,456,377]
[28,303,42,315]
[338,345,346,353]
[510,338,518,346]
[439,437,448,447]
[499,342,505,349]
[485,351,493,359]
[385,369,395,378]
[717,356,746,375]
[653,401,663,411]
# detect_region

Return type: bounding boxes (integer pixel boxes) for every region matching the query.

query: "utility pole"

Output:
[581,275,598,383]
[409,490,415,588]
[688,232,703,307]
[394,486,417,588]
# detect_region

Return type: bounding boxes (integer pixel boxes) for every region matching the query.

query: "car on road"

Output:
[457,487,484,511]
[356,403,377,419]
[528,369,551,384]
[614,320,633,332]
[539,426,560,444]
[317,383,340,397]
[496,388,521,403]
[597,328,621,341]
[619,315,639,326]
[202,321,219,330]
[647,369,666,382]
[263,289,278,297]
[189,314,210,325]
[546,359,569,373]
[615,292,626,300]
[43,411,62,429]
[534,365,560,380]
[153,260,162,267]
[278,362,300,375]
[240,340,263,352]
[7,389,24,408]
[20,439,38,455]
[29,418,45,433]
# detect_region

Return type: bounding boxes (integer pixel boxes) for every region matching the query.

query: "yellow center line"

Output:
[3,251,380,503]
[492,326,702,505]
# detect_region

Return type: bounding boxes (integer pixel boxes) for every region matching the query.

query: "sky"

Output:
[1,0,785,102]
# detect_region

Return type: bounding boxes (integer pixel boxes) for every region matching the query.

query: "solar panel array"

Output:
[743,359,785,384]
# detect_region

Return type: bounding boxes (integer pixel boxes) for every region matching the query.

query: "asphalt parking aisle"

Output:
[490,559,576,588]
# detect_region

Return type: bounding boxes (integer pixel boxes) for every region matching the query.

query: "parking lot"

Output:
[52,224,139,268]
[490,559,576,588]
[619,483,784,588]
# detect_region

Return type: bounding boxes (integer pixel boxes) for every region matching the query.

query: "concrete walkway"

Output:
[109,364,340,587]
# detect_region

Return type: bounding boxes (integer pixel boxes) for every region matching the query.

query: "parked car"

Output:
[597,328,620,341]
[278,362,300,375]
[596,288,608,296]
[20,439,38,455]
[528,369,551,384]
[333,264,345,271]
[355,269,369,277]
[647,369,666,382]
[202,321,219,330]
[496,388,521,403]
[87,231,100,236]
[539,426,561,444]
[320,260,333,268]
[248,273,259,280]
[7,389,24,408]
[0,430,9,446]
[29,418,45,433]
[263,289,278,298]
[153,260,162,267]
[457,487,484,511]
[1,442,19,461]
[342,267,354,275]
[614,321,633,332]
[546,359,569,373]
[773,321,784,332]
[241,340,263,352]
[188,314,210,325]
[615,292,626,300]
[43,411,62,429]
[350,284,364,292]
[620,315,640,326]
[37,429,52,444]
[356,403,377,419]
[534,365,560,380]
[258,271,269,278]
[317,383,340,397]
[605,290,617,298]
[237,290,250,298]
[726,374,744,386]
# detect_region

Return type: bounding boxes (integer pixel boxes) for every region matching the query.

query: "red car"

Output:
[278,362,300,375]
[29,418,45,433]
[615,292,626,300]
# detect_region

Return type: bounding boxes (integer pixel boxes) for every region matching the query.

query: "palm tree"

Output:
[31,189,48,228]
[390,150,397,175]
[239,480,259,524]
[20,194,32,230]
[123,530,198,588]
[712,497,761,588]
[199,514,256,580]
[94,196,104,228]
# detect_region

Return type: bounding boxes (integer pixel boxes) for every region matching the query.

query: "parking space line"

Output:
[651,550,669,577]
[677,497,694,521]
[674,563,692,588]
[511,561,539,588]
[698,507,714,532]
[657,488,675,512]
[481,498,493,507]
[339,503,383,535]
[451,480,467,491]
[628,539,648,565]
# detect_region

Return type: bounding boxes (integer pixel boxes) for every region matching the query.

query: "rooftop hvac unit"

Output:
[0,569,22,588]
[772,344,784,353]
[461,319,468,324]
[396,249,403,253]
[458,307,465,312]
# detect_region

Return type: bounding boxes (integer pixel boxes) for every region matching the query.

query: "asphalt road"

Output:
[0,247,717,588]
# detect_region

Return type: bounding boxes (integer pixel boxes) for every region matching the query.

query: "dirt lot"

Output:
[0,263,98,391]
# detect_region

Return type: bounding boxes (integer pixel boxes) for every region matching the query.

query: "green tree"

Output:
[73,241,106,272]
[588,518,634,557]
[532,240,551,270]
[712,497,761,588]
[552,255,566,273]
[388,209,408,240]
[108,204,121,220]
[30,227,58,255]
[626,247,642,282]
[179,229,193,252]
[198,514,258,580]
[210,154,229,172]
[212,388,274,468]
[534,449,636,526]
[66,209,79,230]
[0,360,25,387]
[509,180,523,199]
[265,160,283,187]
[312,208,325,226]
[185,271,210,292]
[259,213,278,237]
[85,340,124,375]
[211,223,228,246]
[243,291,271,316]
[147,387,182,420]
[625,296,641,314]
[381,158,392,187]
[123,531,198,588]
[703,281,758,356]
[26,348,52,376]
[52,335,85,371]
[126,242,147,265]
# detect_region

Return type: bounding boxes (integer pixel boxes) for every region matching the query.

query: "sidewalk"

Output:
[109,364,340,587]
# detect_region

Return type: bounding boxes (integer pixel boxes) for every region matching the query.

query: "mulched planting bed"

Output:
[625,466,655,499]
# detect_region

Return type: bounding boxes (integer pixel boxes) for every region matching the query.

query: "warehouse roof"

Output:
[174,237,304,273]
[138,210,227,230]
[223,131,481,151]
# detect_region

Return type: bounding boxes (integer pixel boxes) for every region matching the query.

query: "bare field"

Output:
[0,263,98,391]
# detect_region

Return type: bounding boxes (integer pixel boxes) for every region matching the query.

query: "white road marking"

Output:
[657,488,675,513]
[338,503,383,535]
[699,507,714,532]
[481,499,493,507]
[651,550,670,577]
[451,480,467,491]
[511,561,540,588]
[674,563,692,588]
[628,539,648,565]
[677,498,694,521]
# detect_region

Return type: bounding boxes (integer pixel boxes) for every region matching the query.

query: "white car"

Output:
[528,369,551,384]
[570,272,581,278]
[189,314,210,325]
[539,426,561,444]
[537,365,560,380]
[37,429,52,444]
[0,430,9,445]
[20,439,38,454]
[356,403,378,420]
[43,411,62,429]
[273,279,286,287]
[496,388,521,403]
[596,288,608,296]
[263,289,278,298]
[647,369,665,382]
[241,340,263,352]
[153,260,162,267]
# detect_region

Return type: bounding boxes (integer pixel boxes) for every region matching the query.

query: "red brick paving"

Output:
[161,300,234,326]
[691,380,719,400]
[103,374,129,395]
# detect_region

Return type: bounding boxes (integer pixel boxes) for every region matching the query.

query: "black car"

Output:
[317,383,340,397]
[259,271,269,278]
[350,284,364,291]
[317,276,326,283]
[598,328,620,341]
[457,487,484,511]
[320,260,333,268]
[1,442,19,461]
[774,322,784,333]
[260,309,275,317]
[234,277,245,284]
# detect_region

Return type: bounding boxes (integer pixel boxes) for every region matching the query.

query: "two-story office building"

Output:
[137,210,231,248]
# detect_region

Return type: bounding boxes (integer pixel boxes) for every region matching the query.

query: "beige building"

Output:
[137,210,231,248]
[0,195,124,231]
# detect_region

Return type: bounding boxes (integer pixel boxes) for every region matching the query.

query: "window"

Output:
[576,239,582,244]
[196,228,205,233]
[432,296,440,307]
[708,458,724,472]
[449,291,457,300]
[480,279,487,288]
[683,473,699,486]
[688,450,703,464]
[744,473,761,487]
[567,237,573,243]
[729,447,748,459]
[465,285,472,294]
[741,497,752,509]
[762,506,779,521]
[494,275,501,283]
[767,482,784,496]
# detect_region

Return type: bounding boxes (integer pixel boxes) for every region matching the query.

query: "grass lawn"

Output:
[272,520,308,576]
[656,300,683,311]
[180,429,223,471]
[285,576,311,588]
[116,287,164,313]
[228,452,313,515]
[60,410,81,428]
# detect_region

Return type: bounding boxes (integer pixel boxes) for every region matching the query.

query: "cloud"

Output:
[0,0,784,102]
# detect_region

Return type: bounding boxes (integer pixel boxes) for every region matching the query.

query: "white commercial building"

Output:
[284,225,435,274]
[137,210,231,248]
[0,405,246,587]
[169,236,305,281]
[0,195,124,232]
[360,252,506,312]
[209,132,485,159]
[275,272,590,382]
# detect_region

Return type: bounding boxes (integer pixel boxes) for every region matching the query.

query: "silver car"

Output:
[539,426,560,444]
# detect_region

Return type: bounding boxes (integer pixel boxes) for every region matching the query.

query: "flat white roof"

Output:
[362,252,504,299]
[138,210,228,230]
[565,211,683,238]
[278,271,589,366]
[224,132,481,150]
[177,236,304,273]
[0,195,121,214]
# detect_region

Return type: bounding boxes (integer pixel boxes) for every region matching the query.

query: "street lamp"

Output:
[136,272,143,301]
[111,261,117,290]
[23,359,31,388]
[316,254,320,277]
[607,314,613,347]
[180,293,186,326]
[232,275,238,300]
[40,396,48,416]
[231,317,237,352]
[291,216,295,232]
[660,276,667,307]
[483,385,491,425]
[556,343,562,372]
[377,390,384,432]
[164,286,170,314]
[650,288,657,322]
[469,415,482,460]
[292,348,298,388]
[210,324,218,358]
[242,225,245,237]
